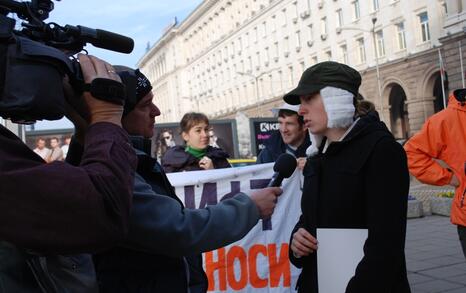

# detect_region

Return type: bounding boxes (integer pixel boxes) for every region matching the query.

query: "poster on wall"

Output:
[249,118,279,156]
[25,128,74,162]
[153,120,239,161]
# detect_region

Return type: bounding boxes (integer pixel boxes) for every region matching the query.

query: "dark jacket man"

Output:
[256,130,310,163]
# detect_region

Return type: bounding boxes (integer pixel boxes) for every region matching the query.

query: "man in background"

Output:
[256,103,310,170]
[404,89,466,258]
[33,137,50,160]
[47,137,64,162]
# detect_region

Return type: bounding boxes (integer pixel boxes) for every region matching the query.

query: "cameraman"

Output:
[0,54,137,253]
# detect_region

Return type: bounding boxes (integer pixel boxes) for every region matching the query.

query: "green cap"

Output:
[283,61,361,105]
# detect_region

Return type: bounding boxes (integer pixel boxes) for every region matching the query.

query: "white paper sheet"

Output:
[316,228,368,293]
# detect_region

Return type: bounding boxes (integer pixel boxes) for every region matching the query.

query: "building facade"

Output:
[138,0,466,141]
[1,118,24,139]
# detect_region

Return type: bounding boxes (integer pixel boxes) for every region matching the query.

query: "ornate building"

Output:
[138,0,465,140]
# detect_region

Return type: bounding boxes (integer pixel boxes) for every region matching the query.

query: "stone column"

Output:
[406,97,435,135]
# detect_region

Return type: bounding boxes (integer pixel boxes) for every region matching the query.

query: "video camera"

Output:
[0,0,135,123]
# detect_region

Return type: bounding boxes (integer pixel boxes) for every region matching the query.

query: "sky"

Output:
[29,0,203,130]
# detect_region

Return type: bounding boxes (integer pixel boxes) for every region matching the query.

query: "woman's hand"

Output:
[199,156,214,170]
[291,228,318,257]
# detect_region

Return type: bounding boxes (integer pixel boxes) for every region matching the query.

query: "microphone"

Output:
[262,153,297,231]
[65,25,135,54]
[267,153,297,187]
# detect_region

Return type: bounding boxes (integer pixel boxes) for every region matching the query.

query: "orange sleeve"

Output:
[403,119,453,186]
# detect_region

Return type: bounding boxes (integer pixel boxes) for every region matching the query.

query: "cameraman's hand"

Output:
[78,54,123,126]
[250,187,282,219]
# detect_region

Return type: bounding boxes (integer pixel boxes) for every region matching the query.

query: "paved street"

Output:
[406,216,466,293]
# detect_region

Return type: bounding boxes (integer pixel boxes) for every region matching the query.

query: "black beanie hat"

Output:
[116,68,153,116]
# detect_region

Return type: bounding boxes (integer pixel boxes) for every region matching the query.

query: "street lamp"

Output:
[236,67,279,117]
[337,17,385,121]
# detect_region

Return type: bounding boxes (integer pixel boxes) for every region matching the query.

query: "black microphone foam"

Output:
[267,153,297,187]
[67,25,134,54]
[93,29,134,54]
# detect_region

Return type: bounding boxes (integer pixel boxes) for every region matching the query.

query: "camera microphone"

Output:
[64,25,134,54]
[267,153,297,187]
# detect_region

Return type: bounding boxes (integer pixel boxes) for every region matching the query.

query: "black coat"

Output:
[290,113,411,293]
[162,145,230,173]
[256,130,311,164]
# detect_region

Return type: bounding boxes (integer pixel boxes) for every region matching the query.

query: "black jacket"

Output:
[95,138,207,293]
[290,113,410,293]
[162,145,230,173]
[256,130,310,164]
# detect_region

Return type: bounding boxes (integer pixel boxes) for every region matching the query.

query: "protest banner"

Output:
[167,163,303,292]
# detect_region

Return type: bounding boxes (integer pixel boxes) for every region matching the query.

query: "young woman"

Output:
[285,61,410,293]
[162,112,230,173]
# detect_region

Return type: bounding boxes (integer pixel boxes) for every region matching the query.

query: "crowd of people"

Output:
[1,45,464,293]
[32,135,71,162]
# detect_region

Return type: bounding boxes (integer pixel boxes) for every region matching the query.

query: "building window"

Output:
[278,70,283,91]
[288,66,294,87]
[282,9,287,26]
[336,9,343,28]
[292,1,298,19]
[274,42,279,60]
[306,0,311,13]
[262,21,267,37]
[295,30,301,48]
[265,47,270,63]
[321,17,327,35]
[352,0,360,21]
[375,30,385,57]
[253,27,258,43]
[284,36,290,53]
[308,24,314,42]
[325,50,332,61]
[300,61,305,73]
[256,52,261,68]
[372,0,379,12]
[248,56,252,71]
[418,12,430,42]
[357,37,366,63]
[340,44,348,64]
[271,15,277,32]
[396,22,407,50]
[245,33,250,48]
[312,55,318,64]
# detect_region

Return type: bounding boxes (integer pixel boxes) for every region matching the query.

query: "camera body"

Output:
[0,0,134,123]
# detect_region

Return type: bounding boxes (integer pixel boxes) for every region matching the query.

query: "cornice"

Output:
[178,0,220,34]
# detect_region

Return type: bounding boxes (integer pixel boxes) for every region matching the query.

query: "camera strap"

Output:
[82,78,126,105]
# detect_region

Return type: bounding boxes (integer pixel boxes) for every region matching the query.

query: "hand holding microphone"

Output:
[250,153,297,219]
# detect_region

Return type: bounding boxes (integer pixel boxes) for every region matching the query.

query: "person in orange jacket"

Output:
[404,89,466,258]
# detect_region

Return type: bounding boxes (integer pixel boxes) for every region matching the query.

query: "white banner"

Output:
[167,163,303,292]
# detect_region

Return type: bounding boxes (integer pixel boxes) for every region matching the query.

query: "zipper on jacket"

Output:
[461,188,465,208]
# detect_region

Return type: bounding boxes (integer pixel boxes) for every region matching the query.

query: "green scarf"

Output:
[185,145,206,159]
